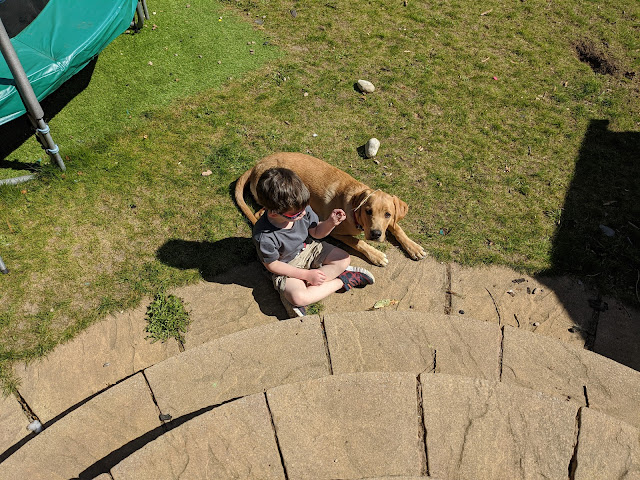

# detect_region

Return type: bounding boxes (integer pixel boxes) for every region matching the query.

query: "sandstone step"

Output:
[107,373,639,480]
[7,248,638,450]
[0,373,161,480]
[2,311,639,478]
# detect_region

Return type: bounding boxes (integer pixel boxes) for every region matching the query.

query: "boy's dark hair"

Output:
[255,167,310,213]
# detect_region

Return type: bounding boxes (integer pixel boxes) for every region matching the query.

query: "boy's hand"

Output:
[305,268,326,286]
[329,209,346,226]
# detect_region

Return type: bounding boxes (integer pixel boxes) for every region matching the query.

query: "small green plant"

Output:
[144,289,190,344]
[306,302,325,315]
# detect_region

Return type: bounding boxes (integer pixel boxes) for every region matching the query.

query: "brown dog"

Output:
[235,152,426,266]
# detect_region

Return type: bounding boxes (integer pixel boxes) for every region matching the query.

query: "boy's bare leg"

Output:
[285,247,351,306]
[317,247,350,281]
[284,277,344,306]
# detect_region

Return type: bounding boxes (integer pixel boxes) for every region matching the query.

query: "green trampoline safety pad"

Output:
[0,0,138,125]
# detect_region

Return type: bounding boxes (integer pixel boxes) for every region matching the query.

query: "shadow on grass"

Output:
[0,57,97,163]
[156,237,287,320]
[542,119,640,369]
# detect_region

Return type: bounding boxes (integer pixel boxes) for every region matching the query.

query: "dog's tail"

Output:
[234,168,259,225]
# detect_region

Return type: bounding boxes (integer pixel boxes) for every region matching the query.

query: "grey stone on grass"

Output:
[365,137,380,157]
[357,79,375,93]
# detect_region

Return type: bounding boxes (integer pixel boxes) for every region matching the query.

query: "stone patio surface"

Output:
[1,245,639,478]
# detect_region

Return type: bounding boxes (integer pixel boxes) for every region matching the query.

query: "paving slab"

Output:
[573,407,640,480]
[145,317,330,419]
[502,325,640,429]
[325,310,501,380]
[111,394,285,480]
[0,393,29,457]
[321,247,447,314]
[14,304,179,423]
[593,296,640,371]
[450,264,597,347]
[266,372,424,480]
[177,262,286,349]
[0,373,161,480]
[421,374,578,480]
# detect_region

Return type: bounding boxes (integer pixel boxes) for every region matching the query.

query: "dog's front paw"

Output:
[405,240,427,261]
[367,250,389,267]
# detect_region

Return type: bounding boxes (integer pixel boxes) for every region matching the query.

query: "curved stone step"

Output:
[108,373,640,480]
[2,310,639,478]
[6,247,638,457]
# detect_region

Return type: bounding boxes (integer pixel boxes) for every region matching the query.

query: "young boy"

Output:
[252,167,375,317]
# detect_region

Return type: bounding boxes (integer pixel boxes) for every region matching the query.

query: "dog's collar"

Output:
[352,211,363,231]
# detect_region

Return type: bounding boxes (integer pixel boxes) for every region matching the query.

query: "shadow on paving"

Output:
[541,119,640,367]
[156,237,288,320]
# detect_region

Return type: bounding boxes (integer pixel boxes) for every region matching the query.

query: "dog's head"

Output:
[352,190,408,242]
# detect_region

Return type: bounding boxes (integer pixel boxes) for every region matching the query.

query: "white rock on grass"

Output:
[365,138,380,158]
[357,79,375,93]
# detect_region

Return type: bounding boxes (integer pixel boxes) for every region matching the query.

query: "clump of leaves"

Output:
[306,301,325,315]
[145,289,190,344]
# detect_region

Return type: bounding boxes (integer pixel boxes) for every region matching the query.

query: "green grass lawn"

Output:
[1,0,638,392]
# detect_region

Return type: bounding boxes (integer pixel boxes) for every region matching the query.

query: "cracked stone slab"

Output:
[146,317,330,419]
[111,394,285,480]
[325,310,501,380]
[320,247,447,314]
[421,374,578,480]
[573,407,640,479]
[592,297,640,372]
[0,393,29,457]
[177,262,286,349]
[502,325,640,429]
[14,304,179,423]
[450,264,596,347]
[0,373,161,480]
[266,372,424,480]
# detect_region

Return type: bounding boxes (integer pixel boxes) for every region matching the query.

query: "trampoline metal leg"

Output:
[135,2,145,30]
[0,255,8,274]
[142,0,150,19]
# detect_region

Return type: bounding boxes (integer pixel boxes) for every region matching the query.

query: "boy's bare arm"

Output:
[264,260,326,285]
[309,209,346,239]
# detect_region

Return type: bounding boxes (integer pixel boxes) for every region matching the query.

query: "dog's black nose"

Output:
[370,229,382,240]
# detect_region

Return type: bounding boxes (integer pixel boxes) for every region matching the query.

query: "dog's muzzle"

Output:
[369,229,383,241]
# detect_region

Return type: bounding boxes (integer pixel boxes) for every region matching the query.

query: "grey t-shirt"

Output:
[253,206,319,264]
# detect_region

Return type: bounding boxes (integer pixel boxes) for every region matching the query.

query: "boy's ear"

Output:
[393,196,408,226]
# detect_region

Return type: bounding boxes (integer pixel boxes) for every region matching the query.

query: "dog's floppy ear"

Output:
[393,196,408,226]
[352,190,370,228]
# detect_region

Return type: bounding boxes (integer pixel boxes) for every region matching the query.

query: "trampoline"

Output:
[0,0,147,168]
[0,0,147,274]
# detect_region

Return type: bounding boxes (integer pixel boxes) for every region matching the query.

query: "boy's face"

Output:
[275,208,306,221]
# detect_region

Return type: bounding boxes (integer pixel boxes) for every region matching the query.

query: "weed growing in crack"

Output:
[144,289,190,345]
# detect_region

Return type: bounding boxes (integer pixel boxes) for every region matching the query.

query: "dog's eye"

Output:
[366,208,373,215]
[385,212,391,218]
